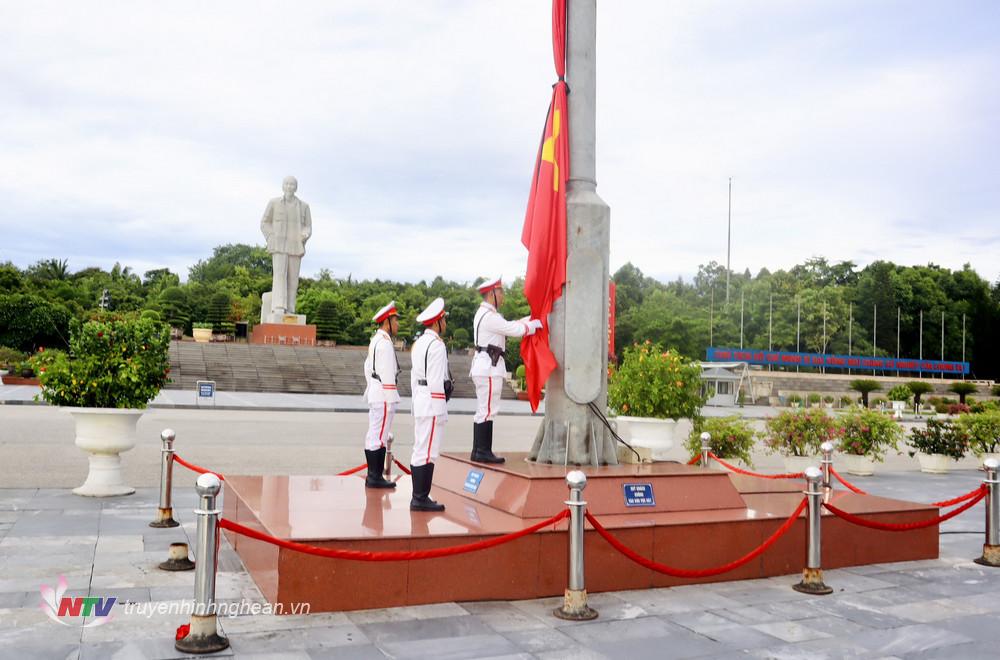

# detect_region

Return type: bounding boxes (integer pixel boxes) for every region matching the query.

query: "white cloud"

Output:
[0,0,997,285]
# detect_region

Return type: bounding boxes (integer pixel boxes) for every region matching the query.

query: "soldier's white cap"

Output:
[477,277,502,294]
[416,297,448,327]
[372,301,398,324]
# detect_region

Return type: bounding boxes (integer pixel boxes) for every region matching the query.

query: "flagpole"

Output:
[726,177,732,307]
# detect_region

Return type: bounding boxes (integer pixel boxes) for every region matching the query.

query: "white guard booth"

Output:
[700,362,754,406]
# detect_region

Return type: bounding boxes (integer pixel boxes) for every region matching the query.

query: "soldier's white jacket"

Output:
[469,302,532,378]
[410,329,449,417]
[363,329,400,404]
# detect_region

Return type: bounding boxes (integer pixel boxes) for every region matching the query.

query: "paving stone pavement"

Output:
[1,468,999,659]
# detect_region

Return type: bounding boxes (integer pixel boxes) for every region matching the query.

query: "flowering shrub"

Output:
[686,416,759,466]
[908,419,969,460]
[32,318,170,409]
[608,342,705,420]
[956,411,1000,455]
[947,403,971,415]
[836,409,903,461]
[764,409,839,457]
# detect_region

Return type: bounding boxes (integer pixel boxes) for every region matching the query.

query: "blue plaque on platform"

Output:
[464,469,485,494]
[623,483,655,507]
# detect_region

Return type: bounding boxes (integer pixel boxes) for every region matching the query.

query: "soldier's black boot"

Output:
[471,421,505,464]
[365,448,395,489]
[409,464,445,512]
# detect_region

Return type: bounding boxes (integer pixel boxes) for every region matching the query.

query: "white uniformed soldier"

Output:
[469,278,541,463]
[362,301,402,489]
[409,298,452,511]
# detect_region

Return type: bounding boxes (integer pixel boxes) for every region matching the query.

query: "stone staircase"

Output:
[166,342,513,399]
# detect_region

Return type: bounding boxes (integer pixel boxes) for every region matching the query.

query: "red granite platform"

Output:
[222,452,938,613]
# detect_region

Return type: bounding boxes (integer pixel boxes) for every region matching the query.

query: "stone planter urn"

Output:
[843,453,875,476]
[65,408,143,496]
[916,452,952,474]
[193,327,212,343]
[616,416,679,461]
[891,401,906,419]
[783,455,821,474]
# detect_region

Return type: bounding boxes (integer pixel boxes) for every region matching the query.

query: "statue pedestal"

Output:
[251,322,316,346]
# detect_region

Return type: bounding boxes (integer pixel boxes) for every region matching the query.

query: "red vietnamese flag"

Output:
[520,0,568,412]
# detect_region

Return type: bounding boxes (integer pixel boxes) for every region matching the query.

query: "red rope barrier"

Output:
[823,486,987,532]
[219,509,568,561]
[930,486,985,508]
[585,498,808,578]
[393,458,411,475]
[337,463,367,476]
[709,453,804,480]
[830,467,866,494]
[687,455,701,466]
[172,454,225,481]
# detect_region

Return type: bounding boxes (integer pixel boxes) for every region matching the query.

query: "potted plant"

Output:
[513,365,530,401]
[192,322,213,343]
[608,342,706,460]
[685,416,758,468]
[822,395,835,409]
[31,318,170,496]
[907,419,969,473]
[839,395,853,408]
[0,346,24,380]
[849,379,880,408]
[764,408,839,472]
[787,393,803,408]
[886,385,912,419]
[957,411,1000,463]
[808,393,822,408]
[836,408,903,475]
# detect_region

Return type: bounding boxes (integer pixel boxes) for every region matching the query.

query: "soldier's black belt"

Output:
[418,379,427,385]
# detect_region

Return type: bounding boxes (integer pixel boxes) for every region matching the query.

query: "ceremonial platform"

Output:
[222,453,939,613]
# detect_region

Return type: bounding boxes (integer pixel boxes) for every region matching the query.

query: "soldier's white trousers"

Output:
[411,414,447,467]
[473,376,503,424]
[365,402,397,451]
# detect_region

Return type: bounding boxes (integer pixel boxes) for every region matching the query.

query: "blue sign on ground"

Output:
[198,382,215,398]
[623,483,655,507]
[464,469,484,494]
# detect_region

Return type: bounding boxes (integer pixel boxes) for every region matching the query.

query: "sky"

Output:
[1,0,998,285]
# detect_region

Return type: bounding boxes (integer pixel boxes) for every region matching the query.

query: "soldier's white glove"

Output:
[527,319,543,335]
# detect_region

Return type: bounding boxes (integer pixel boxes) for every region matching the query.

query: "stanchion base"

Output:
[553,589,599,621]
[159,557,196,571]
[175,615,229,654]
[149,508,180,528]
[793,569,833,595]
[974,544,1000,567]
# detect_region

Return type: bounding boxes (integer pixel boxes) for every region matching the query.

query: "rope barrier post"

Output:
[976,457,1000,567]
[159,542,195,572]
[150,429,179,528]
[554,470,598,621]
[820,441,834,491]
[384,432,394,479]
[793,466,833,595]
[700,432,711,468]
[175,473,229,654]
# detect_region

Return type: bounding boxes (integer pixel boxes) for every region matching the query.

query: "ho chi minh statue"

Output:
[260,176,312,321]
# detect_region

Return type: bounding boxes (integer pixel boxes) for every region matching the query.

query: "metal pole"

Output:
[175,473,229,654]
[796,297,801,373]
[709,288,714,347]
[793,466,833,594]
[768,293,773,371]
[919,309,923,378]
[740,288,744,350]
[822,301,827,374]
[726,177,732,306]
[976,458,1000,567]
[848,302,852,375]
[554,470,598,620]
[896,307,900,378]
[150,429,179,528]
[701,432,711,468]
[962,313,966,380]
[941,310,945,380]
[872,303,877,376]
[820,442,833,491]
